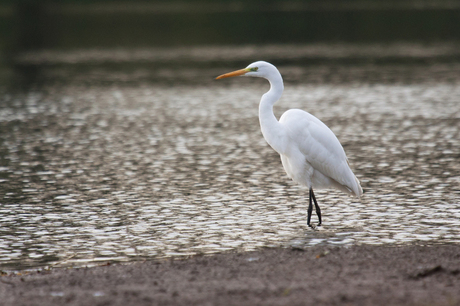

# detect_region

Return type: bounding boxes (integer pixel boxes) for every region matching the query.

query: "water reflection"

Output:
[8,43,460,91]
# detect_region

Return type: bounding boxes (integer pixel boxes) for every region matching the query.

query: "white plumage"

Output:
[216,61,362,227]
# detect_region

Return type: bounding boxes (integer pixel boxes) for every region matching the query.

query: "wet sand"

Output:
[1,244,460,306]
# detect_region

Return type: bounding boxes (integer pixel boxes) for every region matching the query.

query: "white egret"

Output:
[216,61,362,227]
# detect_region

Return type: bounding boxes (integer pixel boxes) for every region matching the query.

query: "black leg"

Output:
[307,188,313,227]
[311,189,322,226]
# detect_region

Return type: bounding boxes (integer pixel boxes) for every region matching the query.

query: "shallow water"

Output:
[1,44,460,270]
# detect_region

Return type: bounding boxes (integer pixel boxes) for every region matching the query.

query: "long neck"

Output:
[259,72,286,154]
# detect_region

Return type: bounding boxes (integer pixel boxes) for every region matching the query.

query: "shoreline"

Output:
[1,244,459,305]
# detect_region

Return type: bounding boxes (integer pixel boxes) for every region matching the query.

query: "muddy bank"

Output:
[1,244,459,306]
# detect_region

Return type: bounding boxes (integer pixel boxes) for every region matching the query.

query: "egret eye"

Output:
[250,67,258,72]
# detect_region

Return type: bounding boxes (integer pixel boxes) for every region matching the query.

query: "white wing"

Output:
[279,109,362,196]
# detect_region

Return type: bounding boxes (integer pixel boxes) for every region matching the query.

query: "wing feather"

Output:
[280,109,361,196]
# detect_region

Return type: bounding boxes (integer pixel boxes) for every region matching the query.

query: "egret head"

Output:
[216,61,278,80]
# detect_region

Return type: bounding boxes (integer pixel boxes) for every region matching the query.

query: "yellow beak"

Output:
[215,68,250,80]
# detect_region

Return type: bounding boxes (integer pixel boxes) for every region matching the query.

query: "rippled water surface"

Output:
[1,45,460,270]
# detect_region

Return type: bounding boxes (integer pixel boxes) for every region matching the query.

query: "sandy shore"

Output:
[1,244,459,306]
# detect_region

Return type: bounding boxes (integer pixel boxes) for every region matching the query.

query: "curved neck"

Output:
[259,72,285,154]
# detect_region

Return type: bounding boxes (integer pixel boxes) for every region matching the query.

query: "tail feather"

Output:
[352,175,363,197]
[334,174,363,197]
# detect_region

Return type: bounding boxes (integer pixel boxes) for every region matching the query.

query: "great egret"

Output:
[216,61,363,227]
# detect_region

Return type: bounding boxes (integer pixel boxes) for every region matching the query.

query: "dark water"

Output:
[4,1,460,51]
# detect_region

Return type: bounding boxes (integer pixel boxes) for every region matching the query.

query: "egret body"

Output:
[216,61,362,227]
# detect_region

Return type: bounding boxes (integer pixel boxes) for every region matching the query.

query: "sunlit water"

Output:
[1,45,460,270]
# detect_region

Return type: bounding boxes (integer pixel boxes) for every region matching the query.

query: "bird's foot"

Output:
[307,222,322,230]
